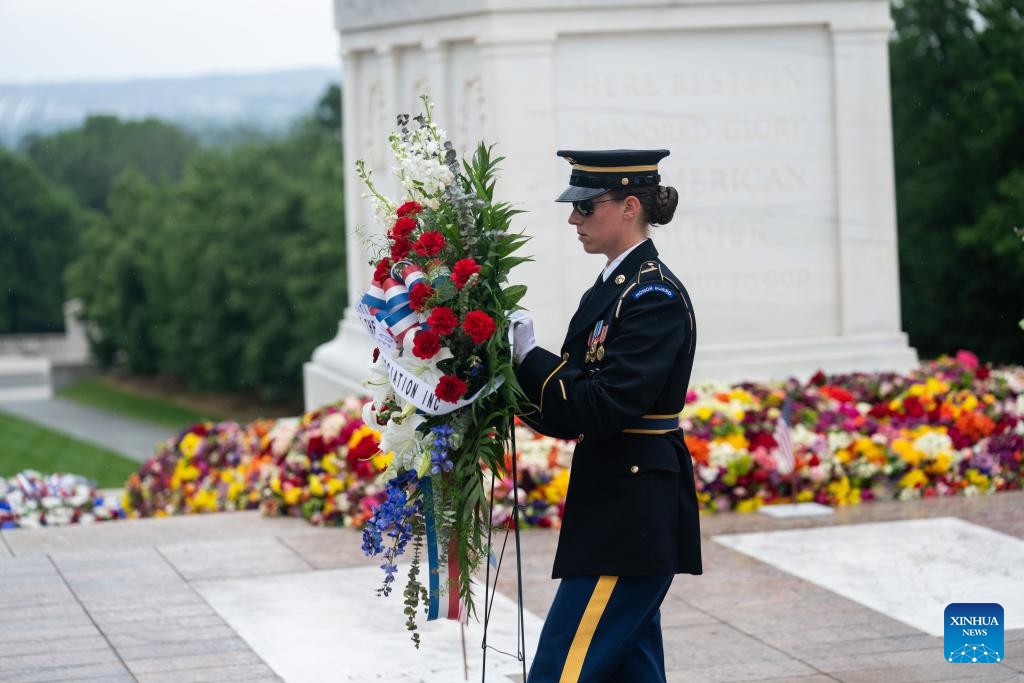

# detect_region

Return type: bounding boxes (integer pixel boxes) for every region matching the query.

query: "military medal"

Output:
[586,320,608,363]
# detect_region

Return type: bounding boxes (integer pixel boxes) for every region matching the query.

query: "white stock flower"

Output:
[321,412,347,442]
[913,430,953,459]
[827,431,853,452]
[698,465,719,484]
[792,424,818,447]
[708,441,743,468]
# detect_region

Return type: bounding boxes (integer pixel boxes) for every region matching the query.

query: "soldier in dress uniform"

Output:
[511,149,702,682]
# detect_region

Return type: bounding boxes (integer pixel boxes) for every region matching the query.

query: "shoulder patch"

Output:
[631,283,675,300]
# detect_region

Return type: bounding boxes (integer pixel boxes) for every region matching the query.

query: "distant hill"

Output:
[0,68,339,147]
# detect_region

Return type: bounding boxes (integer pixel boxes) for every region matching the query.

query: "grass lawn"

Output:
[0,412,139,488]
[58,377,222,429]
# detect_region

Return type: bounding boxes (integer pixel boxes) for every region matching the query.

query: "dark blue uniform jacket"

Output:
[516,239,703,579]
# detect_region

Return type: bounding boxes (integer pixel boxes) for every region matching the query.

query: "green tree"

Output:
[66,84,347,401]
[21,115,199,212]
[891,0,1024,363]
[65,169,167,370]
[0,148,79,333]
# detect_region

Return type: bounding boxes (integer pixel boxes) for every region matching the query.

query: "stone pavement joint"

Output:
[46,553,138,679]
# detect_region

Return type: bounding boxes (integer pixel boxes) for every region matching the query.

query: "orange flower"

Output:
[685,435,710,465]
[954,412,996,443]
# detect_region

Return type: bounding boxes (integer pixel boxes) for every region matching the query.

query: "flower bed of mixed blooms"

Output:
[685,352,1023,510]
[7,352,1022,535]
[115,352,1023,530]
[0,471,124,529]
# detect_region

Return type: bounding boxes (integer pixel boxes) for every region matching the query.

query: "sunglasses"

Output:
[572,197,620,217]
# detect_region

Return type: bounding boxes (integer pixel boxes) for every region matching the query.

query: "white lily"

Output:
[379,405,427,473]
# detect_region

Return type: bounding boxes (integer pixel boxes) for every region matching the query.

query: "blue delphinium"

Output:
[428,425,455,476]
[361,469,421,596]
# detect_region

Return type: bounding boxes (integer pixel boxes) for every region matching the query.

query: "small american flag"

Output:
[775,399,796,475]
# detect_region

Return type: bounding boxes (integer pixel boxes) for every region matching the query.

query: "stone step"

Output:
[0,356,52,402]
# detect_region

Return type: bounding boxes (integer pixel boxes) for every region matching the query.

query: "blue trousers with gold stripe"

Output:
[528,574,673,682]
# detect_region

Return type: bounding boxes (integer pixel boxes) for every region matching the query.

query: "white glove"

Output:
[509,311,536,365]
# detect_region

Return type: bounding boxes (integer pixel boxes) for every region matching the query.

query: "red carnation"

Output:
[903,395,925,418]
[462,310,496,345]
[412,330,442,359]
[452,258,481,289]
[373,258,392,283]
[390,236,412,261]
[427,306,459,336]
[748,432,777,452]
[409,282,434,311]
[391,216,418,239]
[414,231,446,257]
[821,385,854,403]
[396,201,423,217]
[436,374,468,402]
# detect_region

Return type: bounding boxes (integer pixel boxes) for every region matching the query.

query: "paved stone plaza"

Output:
[2,491,1023,682]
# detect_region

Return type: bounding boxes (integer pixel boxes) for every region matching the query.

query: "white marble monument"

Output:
[305,0,918,409]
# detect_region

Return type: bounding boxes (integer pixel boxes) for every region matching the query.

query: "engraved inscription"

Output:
[687,269,814,294]
[457,77,486,152]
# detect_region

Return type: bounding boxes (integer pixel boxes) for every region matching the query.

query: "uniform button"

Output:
[562,352,570,361]
[630,465,639,474]
[578,433,585,442]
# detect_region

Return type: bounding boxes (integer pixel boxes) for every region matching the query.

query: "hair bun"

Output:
[650,185,678,225]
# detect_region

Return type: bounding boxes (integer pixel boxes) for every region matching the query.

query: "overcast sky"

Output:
[0,0,339,83]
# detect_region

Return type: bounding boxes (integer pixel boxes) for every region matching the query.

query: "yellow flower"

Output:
[190,488,218,512]
[270,477,282,495]
[348,424,379,450]
[283,487,302,506]
[227,481,244,502]
[899,469,928,489]
[372,452,392,470]
[925,453,952,474]
[907,384,926,398]
[892,438,923,466]
[796,490,814,503]
[723,433,749,451]
[736,498,762,513]
[696,406,714,421]
[835,448,852,464]
[544,470,571,504]
[179,432,203,459]
[852,437,885,463]
[121,491,133,512]
[322,454,340,475]
[966,469,990,489]
[728,388,749,402]
[828,476,861,506]
[327,478,344,496]
[308,475,325,497]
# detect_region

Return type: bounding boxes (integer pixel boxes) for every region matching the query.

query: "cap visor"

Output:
[555,185,608,202]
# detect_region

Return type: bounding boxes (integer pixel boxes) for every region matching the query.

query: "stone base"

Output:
[694,333,919,385]
[0,356,52,401]
[303,312,376,410]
